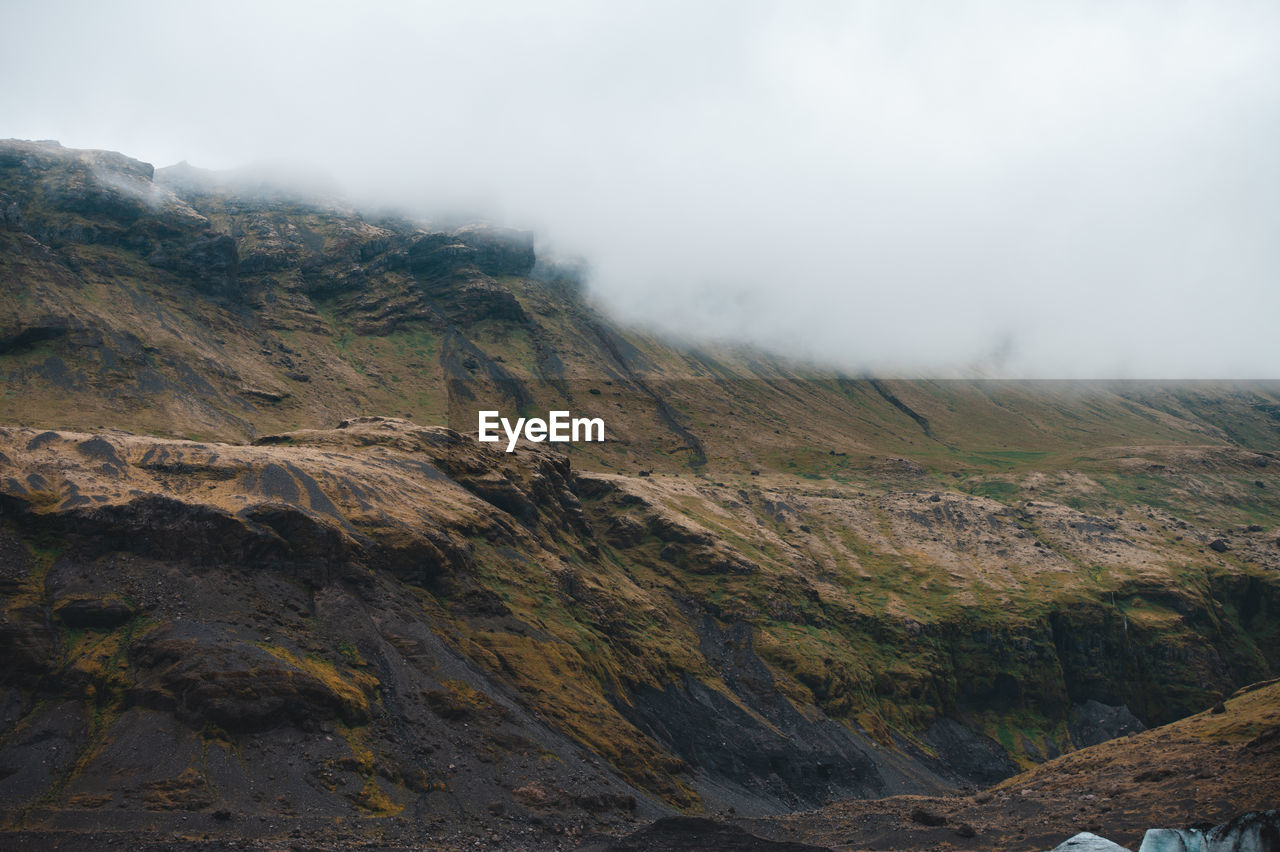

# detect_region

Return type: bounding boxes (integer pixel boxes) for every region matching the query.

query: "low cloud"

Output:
[3,0,1278,377]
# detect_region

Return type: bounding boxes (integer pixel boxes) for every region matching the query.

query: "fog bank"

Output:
[3,1,1278,377]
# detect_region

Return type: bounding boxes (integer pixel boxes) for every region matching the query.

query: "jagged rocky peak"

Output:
[0,139,543,312]
[0,137,201,222]
[0,138,154,181]
[0,138,239,296]
[452,223,536,277]
[402,226,535,324]
[148,150,537,298]
[408,225,536,280]
[152,159,232,200]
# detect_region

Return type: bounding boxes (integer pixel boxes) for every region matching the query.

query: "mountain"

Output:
[1,139,1277,849]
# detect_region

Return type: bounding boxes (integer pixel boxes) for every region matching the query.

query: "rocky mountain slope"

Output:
[745,678,1280,851]
[1,139,1278,848]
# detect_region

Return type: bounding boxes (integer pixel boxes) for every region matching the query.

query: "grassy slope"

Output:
[2,148,1279,817]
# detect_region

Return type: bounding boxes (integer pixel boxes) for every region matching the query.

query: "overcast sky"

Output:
[3,1,1278,377]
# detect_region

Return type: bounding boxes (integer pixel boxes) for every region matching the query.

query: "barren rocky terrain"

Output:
[1,139,1277,849]
[744,679,1280,851]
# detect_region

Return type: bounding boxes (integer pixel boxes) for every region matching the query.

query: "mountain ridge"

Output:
[1,139,1278,849]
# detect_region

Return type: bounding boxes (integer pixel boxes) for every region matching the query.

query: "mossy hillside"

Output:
[413,456,1276,792]
[5,142,1280,482]
[467,629,699,807]
[8,205,1280,476]
[2,421,1277,821]
[254,643,380,725]
[6,417,1277,800]
[0,534,151,815]
[3,143,1280,821]
[556,472,1280,760]
[446,538,706,803]
[335,722,405,816]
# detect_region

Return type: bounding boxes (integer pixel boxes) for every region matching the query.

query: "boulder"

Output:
[1138,828,1208,852]
[1050,832,1129,852]
[1137,809,1280,852]
[909,806,947,826]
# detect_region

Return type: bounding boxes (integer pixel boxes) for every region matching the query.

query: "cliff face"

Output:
[0,140,1278,846]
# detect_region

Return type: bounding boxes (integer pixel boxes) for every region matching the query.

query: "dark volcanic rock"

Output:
[1068,699,1147,748]
[53,596,136,629]
[616,615,955,812]
[0,322,68,355]
[586,816,833,851]
[406,228,531,324]
[0,139,244,300]
[0,601,57,683]
[924,717,1019,785]
[129,625,373,732]
[909,806,947,826]
[407,232,473,278]
[454,224,536,277]
[0,193,20,230]
[622,675,890,809]
[147,230,239,297]
[409,226,535,280]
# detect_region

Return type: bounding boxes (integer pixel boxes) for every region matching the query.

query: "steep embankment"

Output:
[1,140,1279,847]
[748,678,1280,851]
